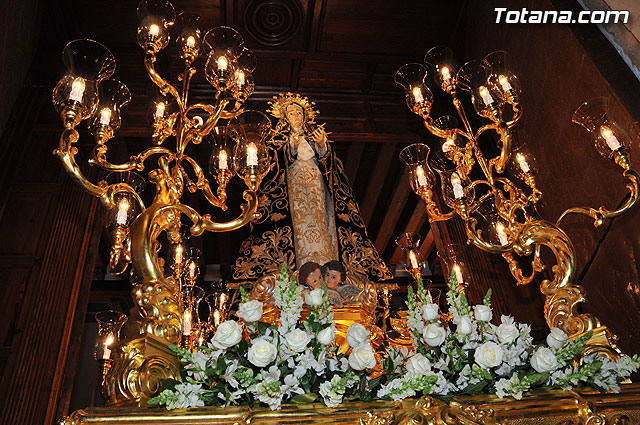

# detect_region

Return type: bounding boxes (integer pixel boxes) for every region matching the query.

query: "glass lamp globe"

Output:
[52,39,116,123]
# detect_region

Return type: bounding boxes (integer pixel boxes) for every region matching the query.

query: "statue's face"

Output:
[306,268,322,288]
[286,104,304,130]
[324,269,342,288]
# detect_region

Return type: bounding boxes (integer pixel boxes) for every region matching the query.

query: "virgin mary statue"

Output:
[231,93,392,284]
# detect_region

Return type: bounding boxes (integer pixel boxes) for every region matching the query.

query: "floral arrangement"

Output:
[149,266,380,410]
[377,276,640,401]
[149,268,639,410]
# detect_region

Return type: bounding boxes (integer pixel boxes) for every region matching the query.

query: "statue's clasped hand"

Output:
[311,125,328,151]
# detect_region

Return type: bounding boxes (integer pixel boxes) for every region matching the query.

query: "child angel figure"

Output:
[299,261,344,307]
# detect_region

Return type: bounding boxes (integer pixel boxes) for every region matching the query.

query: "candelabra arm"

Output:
[421,116,449,139]
[181,155,228,210]
[90,144,176,172]
[196,98,230,139]
[220,102,245,120]
[191,189,260,235]
[417,187,456,222]
[505,103,523,128]
[54,128,108,198]
[144,51,182,108]
[556,166,638,228]
[55,127,146,212]
[502,250,545,286]
[452,97,475,139]
[490,122,513,174]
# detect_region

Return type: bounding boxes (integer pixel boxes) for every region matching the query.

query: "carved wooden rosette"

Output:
[102,334,180,406]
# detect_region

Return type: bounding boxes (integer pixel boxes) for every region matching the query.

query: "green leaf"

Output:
[382,357,394,375]
[159,378,180,392]
[459,380,490,395]
[291,393,318,404]
[216,355,227,373]
[525,372,549,387]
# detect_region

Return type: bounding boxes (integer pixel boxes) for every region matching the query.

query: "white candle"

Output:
[516,153,530,173]
[415,166,429,187]
[69,77,85,102]
[478,86,494,105]
[155,102,165,119]
[149,24,160,37]
[441,66,451,81]
[183,310,191,336]
[186,35,196,49]
[498,75,512,92]
[103,334,114,360]
[451,172,464,199]
[116,199,129,225]
[247,143,258,166]
[496,223,509,245]
[453,264,464,285]
[175,245,183,264]
[412,87,424,103]
[188,261,197,278]
[600,126,621,151]
[99,108,111,125]
[442,137,455,153]
[409,250,419,269]
[217,56,228,71]
[218,150,228,170]
[236,70,245,86]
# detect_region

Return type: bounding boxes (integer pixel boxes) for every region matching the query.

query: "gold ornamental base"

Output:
[60,383,640,424]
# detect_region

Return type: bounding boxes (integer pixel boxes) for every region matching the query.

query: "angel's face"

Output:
[286,104,305,130]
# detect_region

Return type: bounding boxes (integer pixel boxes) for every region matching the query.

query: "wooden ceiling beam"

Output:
[389,201,428,264]
[419,230,435,262]
[343,142,364,183]
[361,142,396,226]
[374,169,411,254]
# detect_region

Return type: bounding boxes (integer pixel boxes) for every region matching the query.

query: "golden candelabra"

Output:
[52,0,271,404]
[396,47,639,358]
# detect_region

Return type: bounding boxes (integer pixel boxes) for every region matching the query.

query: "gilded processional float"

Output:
[55,1,640,424]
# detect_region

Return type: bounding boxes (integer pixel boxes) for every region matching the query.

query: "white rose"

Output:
[496,322,519,344]
[285,329,311,352]
[210,320,243,350]
[422,323,447,347]
[236,300,263,323]
[346,323,370,347]
[405,353,431,375]
[421,304,440,321]
[530,347,559,373]
[348,343,377,371]
[473,305,492,322]
[247,338,277,367]
[474,341,504,369]
[317,325,336,345]
[546,328,568,350]
[457,315,473,336]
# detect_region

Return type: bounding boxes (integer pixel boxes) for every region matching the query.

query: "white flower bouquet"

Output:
[377,274,640,401]
[149,266,380,410]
